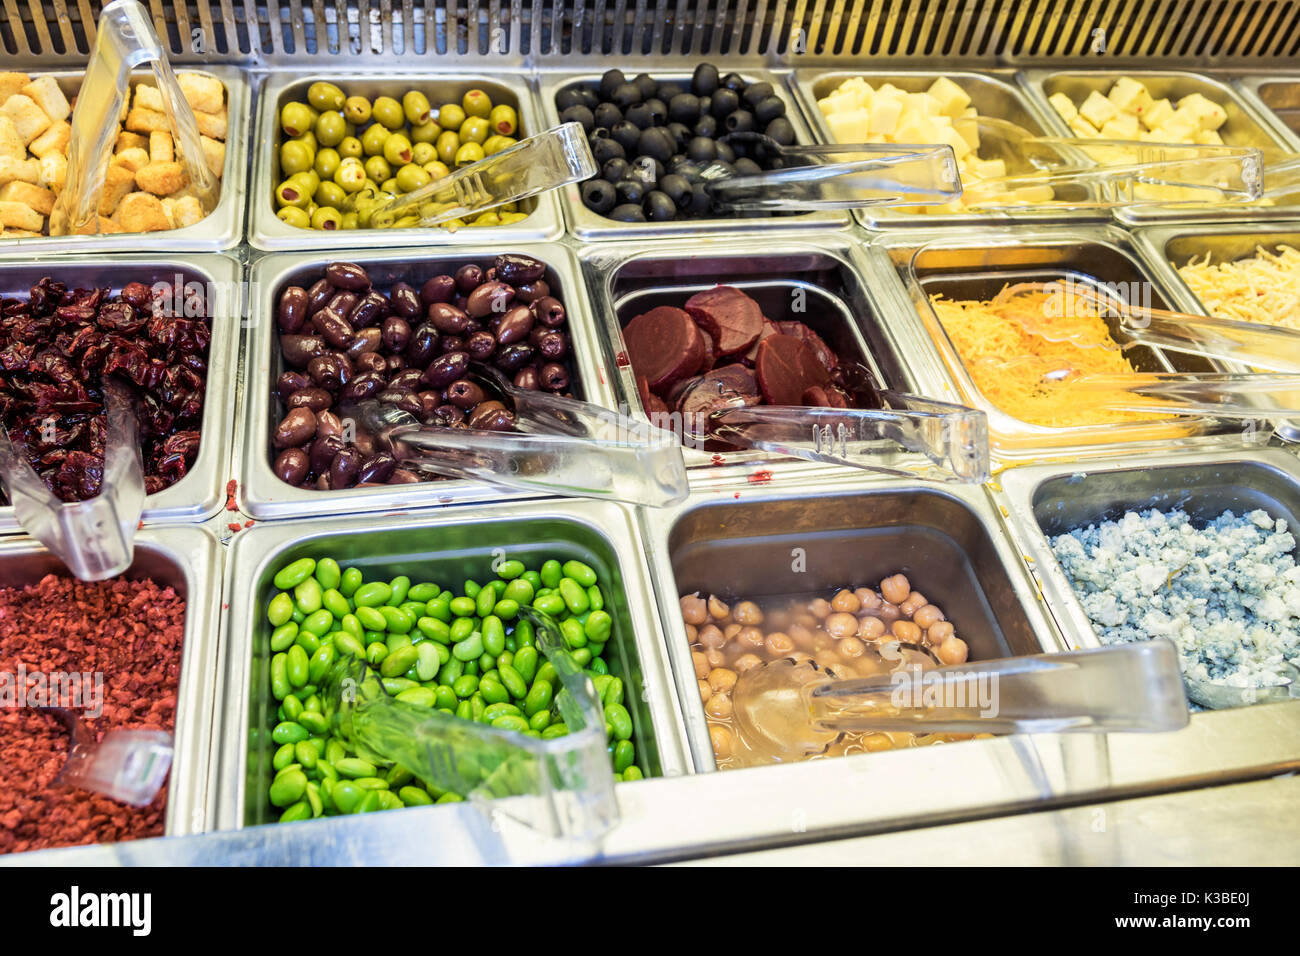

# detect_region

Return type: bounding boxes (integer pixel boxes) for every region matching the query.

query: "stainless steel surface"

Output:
[0,524,222,842]
[240,244,613,520]
[638,474,1068,771]
[8,3,1300,68]
[1021,69,1297,226]
[0,253,240,528]
[249,71,563,251]
[578,233,936,486]
[210,500,691,832]
[0,65,249,253]
[789,68,1100,231]
[539,70,849,241]
[1234,74,1300,152]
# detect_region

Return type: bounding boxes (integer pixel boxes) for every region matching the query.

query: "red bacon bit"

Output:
[747,470,773,483]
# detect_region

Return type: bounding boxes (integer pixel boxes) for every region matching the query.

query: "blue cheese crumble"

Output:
[1050,508,1300,692]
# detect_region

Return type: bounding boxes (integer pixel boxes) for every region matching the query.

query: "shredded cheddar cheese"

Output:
[1177,245,1300,330]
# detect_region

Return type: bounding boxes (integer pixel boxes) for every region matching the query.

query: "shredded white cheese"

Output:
[1177,244,1300,330]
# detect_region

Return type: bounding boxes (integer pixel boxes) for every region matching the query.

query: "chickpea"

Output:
[855,587,882,610]
[709,724,735,760]
[881,573,910,605]
[857,615,886,640]
[692,650,710,680]
[708,667,738,694]
[705,693,733,719]
[864,733,895,752]
[927,621,955,645]
[733,600,763,626]
[809,597,833,619]
[837,636,866,658]
[830,589,861,614]
[684,623,698,642]
[707,595,730,620]
[724,622,742,642]
[737,626,766,650]
[698,624,725,649]
[680,593,707,626]
[794,612,818,630]
[705,647,727,668]
[936,635,969,665]
[765,631,794,656]
[877,602,902,623]
[892,620,922,643]
[733,652,764,674]
[698,679,712,703]
[825,611,859,640]
[789,624,816,649]
[913,604,944,630]
[811,629,836,653]
[900,591,927,616]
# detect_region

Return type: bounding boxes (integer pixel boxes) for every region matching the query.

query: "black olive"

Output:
[724,109,755,134]
[593,102,623,128]
[686,136,717,163]
[581,179,617,214]
[599,69,626,98]
[630,154,665,182]
[602,157,631,182]
[691,63,719,96]
[668,93,700,123]
[766,117,796,146]
[636,127,674,164]
[612,120,644,152]
[667,122,692,149]
[644,190,677,221]
[624,103,654,130]
[657,82,686,100]
[693,114,718,139]
[710,87,740,118]
[753,95,787,126]
[555,87,589,112]
[560,105,595,132]
[659,173,692,210]
[715,141,736,165]
[733,157,763,176]
[688,183,714,215]
[742,82,775,107]
[723,72,746,93]
[668,153,687,172]
[609,203,647,222]
[590,138,626,164]
[615,178,647,205]
[611,82,643,108]
[633,73,658,100]
[697,95,712,116]
[643,98,668,125]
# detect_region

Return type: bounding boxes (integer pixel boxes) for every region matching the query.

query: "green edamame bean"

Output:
[301,608,334,638]
[541,722,569,739]
[286,645,309,687]
[355,606,386,631]
[461,579,480,599]
[380,644,419,678]
[379,605,414,634]
[503,579,534,605]
[295,740,318,770]
[481,616,506,656]
[385,633,412,655]
[314,557,342,591]
[605,702,633,741]
[484,702,522,721]
[435,643,450,665]
[560,617,587,649]
[513,619,535,649]
[417,616,451,643]
[524,679,553,716]
[536,661,558,686]
[496,559,525,579]
[435,685,458,710]
[270,621,298,652]
[425,593,452,621]
[308,643,336,684]
[438,657,464,686]
[325,739,347,764]
[588,585,604,612]
[274,558,316,591]
[452,632,484,661]
[271,652,291,701]
[396,686,436,708]
[449,596,477,617]
[498,663,527,699]
[470,693,487,723]
[437,792,464,804]
[340,567,363,598]
[492,599,519,621]
[279,800,312,823]
[335,632,366,660]
[356,791,383,813]
[559,578,590,615]
[480,676,508,704]
[335,757,376,779]
[273,742,296,771]
[475,585,496,618]
[408,582,440,602]
[588,656,609,676]
[529,710,551,732]
[416,642,441,681]
[584,610,612,644]
[491,715,530,732]
[295,629,321,656]
[294,577,323,615]
[475,653,493,673]
[366,642,388,666]
[613,739,634,773]
[332,781,363,813]
[453,674,479,698]
[340,613,363,639]
[388,575,411,606]
[512,645,538,684]
[562,560,598,588]
[400,602,426,621]
[322,588,350,619]
[521,570,542,590]
[268,592,295,627]
[449,618,478,644]
[381,677,418,696]
[384,765,414,788]
[623,766,644,781]
[291,608,306,624]
[272,721,309,745]
[400,785,434,806]
[532,593,565,617]
[571,647,592,667]
[282,694,303,722]
[540,559,562,589]
[592,674,613,699]
[297,711,329,735]
[353,581,392,607]
[603,675,624,707]
[305,781,324,817]
[455,699,472,721]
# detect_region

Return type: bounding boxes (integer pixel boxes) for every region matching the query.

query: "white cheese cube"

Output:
[1141,98,1174,131]
[1069,114,1099,138]
[1100,112,1140,139]
[827,108,870,144]
[1079,90,1118,128]
[927,77,971,117]
[938,125,972,160]
[1178,92,1228,130]
[894,114,937,144]
[1049,92,1078,122]
[867,94,904,136]
[906,92,943,116]
[1107,77,1149,114]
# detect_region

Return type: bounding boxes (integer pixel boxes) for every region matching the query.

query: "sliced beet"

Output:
[802,384,850,408]
[775,320,838,372]
[623,306,708,391]
[742,318,780,366]
[685,285,764,356]
[756,334,832,406]
[675,365,761,441]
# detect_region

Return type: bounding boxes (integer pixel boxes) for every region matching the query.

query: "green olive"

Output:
[454,141,485,166]
[394,215,421,228]
[340,211,360,230]
[435,130,460,165]
[313,147,341,180]
[279,140,314,176]
[311,205,343,230]
[277,205,311,228]
[307,81,346,112]
[315,111,347,148]
[288,169,320,194]
[462,89,492,118]
[338,135,363,159]
[315,180,348,209]
[423,160,451,180]
[343,95,372,125]
[289,130,318,153]
[410,120,441,145]
[372,95,405,130]
[395,163,432,193]
[411,141,437,166]
[383,133,413,166]
[280,101,314,138]
[334,157,367,193]
[380,177,399,194]
[403,90,433,126]
[437,103,466,131]
[458,117,489,145]
[482,134,517,155]
[488,104,517,137]
[361,124,390,156]
[304,201,318,217]
[275,179,311,209]
[364,155,392,183]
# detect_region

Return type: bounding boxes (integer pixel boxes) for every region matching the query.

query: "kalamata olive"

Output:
[466,280,515,319]
[315,474,332,491]
[515,279,551,304]
[274,407,317,448]
[346,327,383,358]
[528,325,549,348]
[495,305,534,346]
[485,267,497,281]
[309,434,344,474]
[494,343,534,373]
[353,429,377,457]
[358,452,398,484]
[382,315,412,352]
[389,468,421,484]
[454,263,485,294]
[316,409,344,440]
[513,365,540,390]
[385,354,406,372]
[420,274,456,306]
[340,371,385,402]
[325,262,371,291]
[277,286,309,333]
[390,282,422,319]
[390,368,424,391]
[453,294,470,312]
[462,317,484,335]
[423,351,470,388]
[379,388,423,416]
[280,335,327,368]
[273,447,310,485]
[276,370,311,402]
[306,278,334,312]
[416,391,442,421]
[308,353,353,390]
[464,329,497,361]
[355,352,388,375]
[468,400,515,431]
[287,387,332,412]
[433,404,466,425]
[446,378,486,409]
[329,447,363,489]
[348,290,389,329]
[326,291,360,318]
[122,281,153,310]
[494,254,547,286]
[405,323,439,366]
[428,301,470,335]
[539,362,570,392]
[530,296,567,328]
[438,335,465,355]
[312,307,355,350]
[536,330,568,360]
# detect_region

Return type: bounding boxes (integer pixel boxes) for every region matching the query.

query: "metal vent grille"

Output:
[3,0,1299,66]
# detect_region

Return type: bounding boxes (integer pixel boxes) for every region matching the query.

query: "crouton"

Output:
[149,130,174,163]
[135,161,187,196]
[113,147,150,174]
[113,191,171,232]
[97,163,137,216]
[133,83,165,113]
[115,130,148,153]
[0,181,55,216]
[178,73,225,114]
[201,136,225,177]
[168,194,204,228]
[0,156,38,186]
[0,74,30,105]
[194,109,227,140]
[3,228,40,237]
[0,117,23,159]
[20,77,70,124]
[125,106,170,134]
[0,95,52,145]
[38,154,66,193]
[28,120,70,159]
[0,201,43,231]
